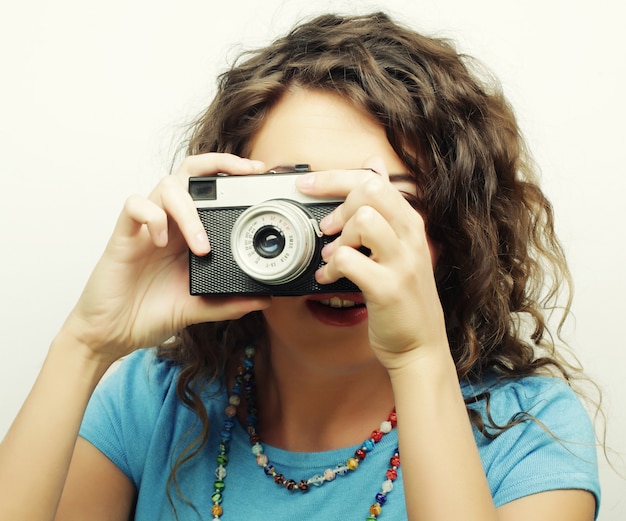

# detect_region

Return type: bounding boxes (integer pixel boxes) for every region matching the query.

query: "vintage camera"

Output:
[189,164,360,296]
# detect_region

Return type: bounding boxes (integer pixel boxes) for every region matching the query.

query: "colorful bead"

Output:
[309,474,325,486]
[216,454,228,466]
[323,468,336,481]
[386,468,398,480]
[251,443,263,456]
[369,503,382,516]
[211,504,223,516]
[381,479,394,493]
[335,464,349,476]
[379,420,392,433]
[256,454,268,466]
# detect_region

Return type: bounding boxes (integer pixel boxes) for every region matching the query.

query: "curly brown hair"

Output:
[157,11,581,510]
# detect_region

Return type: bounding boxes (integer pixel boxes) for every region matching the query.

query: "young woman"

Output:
[0,12,599,521]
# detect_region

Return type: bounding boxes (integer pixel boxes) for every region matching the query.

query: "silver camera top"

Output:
[189,166,344,208]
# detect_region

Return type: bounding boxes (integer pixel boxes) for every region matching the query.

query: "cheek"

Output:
[411,205,440,270]
[261,299,284,325]
[261,297,305,325]
[428,239,441,269]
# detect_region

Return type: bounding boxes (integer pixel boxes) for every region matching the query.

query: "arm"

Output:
[0,333,112,521]
[54,437,136,521]
[0,153,270,521]
[498,490,596,521]
[391,351,497,521]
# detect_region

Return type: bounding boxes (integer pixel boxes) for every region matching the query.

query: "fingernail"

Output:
[196,232,210,253]
[321,241,334,259]
[295,172,315,190]
[157,230,168,247]
[320,212,333,231]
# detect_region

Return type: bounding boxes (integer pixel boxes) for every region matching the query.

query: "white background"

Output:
[0,0,624,518]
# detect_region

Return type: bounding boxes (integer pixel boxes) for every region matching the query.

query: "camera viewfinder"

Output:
[189,179,217,201]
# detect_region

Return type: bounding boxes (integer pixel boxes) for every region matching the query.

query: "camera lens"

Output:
[231,200,323,285]
[253,226,285,258]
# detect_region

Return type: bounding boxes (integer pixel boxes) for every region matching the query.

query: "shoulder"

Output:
[84,349,182,416]
[462,374,600,513]
[78,350,180,466]
[464,374,592,432]
[79,349,224,484]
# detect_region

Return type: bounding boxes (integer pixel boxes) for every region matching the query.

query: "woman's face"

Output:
[247,88,415,367]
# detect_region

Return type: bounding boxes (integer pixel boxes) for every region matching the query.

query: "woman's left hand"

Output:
[296,157,448,371]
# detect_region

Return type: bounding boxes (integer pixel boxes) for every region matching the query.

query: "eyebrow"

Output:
[389,172,415,183]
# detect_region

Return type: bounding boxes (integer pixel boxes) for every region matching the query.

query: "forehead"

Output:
[247,88,408,175]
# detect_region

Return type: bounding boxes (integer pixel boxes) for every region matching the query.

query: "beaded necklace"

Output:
[210,346,401,520]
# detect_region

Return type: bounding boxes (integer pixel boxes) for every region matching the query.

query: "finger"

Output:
[316,244,388,295]
[174,153,265,180]
[153,154,266,254]
[318,207,404,286]
[323,205,405,265]
[183,295,271,325]
[116,195,169,246]
[320,174,412,237]
[294,154,390,196]
[152,176,211,255]
[295,167,382,198]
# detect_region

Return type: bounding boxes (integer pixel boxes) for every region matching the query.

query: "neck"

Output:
[250,337,395,452]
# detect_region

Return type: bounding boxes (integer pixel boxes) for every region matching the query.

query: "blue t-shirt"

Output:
[79,349,600,520]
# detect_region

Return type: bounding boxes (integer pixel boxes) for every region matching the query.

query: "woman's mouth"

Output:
[306,294,368,327]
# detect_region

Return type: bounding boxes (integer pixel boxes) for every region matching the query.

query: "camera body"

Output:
[189,166,360,296]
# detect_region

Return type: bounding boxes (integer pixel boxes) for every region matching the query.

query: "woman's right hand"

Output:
[61,153,270,364]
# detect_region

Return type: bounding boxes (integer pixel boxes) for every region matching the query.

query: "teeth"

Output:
[319,297,357,308]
